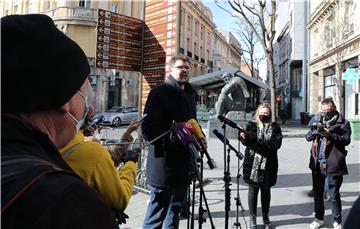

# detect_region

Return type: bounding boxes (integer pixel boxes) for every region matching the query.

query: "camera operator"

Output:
[306,97,351,229]
[59,105,141,215]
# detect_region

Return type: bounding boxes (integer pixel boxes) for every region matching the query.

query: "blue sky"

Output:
[201,0,267,79]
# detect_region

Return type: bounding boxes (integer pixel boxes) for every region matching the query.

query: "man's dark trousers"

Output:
[312,170,343,223]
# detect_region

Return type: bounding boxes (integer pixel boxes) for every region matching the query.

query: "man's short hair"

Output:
[2,14,90,113]
[167,55,190,66]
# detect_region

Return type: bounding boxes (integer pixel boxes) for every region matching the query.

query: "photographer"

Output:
[306,97,351,229]
[239,103,283,229]
[59,105,141,213]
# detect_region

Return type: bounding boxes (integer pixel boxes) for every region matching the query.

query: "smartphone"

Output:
[137,113,148,123]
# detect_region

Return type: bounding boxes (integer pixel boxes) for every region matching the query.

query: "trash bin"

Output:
[350,119,360,141]
[300,112,310,125]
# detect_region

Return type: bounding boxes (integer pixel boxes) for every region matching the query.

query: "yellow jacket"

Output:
[59,131,136,211]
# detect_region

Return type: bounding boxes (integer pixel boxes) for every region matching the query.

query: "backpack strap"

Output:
[1,154,78,214]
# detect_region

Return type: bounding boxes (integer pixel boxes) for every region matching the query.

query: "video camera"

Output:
[310,112,330,135]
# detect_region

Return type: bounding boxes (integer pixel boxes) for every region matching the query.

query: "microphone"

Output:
[218,115,247,134]
[187,119,216,169]
[88,116,105,129]
[213,129,244,160]
[173,122,201,161]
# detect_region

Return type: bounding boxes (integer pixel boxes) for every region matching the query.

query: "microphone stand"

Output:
[234,132,243,229]
[198,148,206,229]
[188,150,215,229]
[221,123,231,229]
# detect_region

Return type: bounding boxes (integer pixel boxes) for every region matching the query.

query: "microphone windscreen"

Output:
[174,122,194,146]
[187,119,205,139]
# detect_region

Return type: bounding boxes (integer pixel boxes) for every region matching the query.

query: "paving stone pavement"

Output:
[104,122,360,229]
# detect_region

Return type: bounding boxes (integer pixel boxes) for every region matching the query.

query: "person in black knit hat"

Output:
[1,14,118,229]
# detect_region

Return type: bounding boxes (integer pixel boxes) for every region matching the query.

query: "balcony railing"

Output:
[43,7,98,25]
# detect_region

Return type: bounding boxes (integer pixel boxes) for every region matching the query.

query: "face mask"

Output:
[259,115,270,123]
[325,110,337,120]
[67,85,93,132]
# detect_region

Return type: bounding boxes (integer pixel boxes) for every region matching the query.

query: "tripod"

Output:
[234,132,245,229]
[188,150,215,229]
[221,123,232,229]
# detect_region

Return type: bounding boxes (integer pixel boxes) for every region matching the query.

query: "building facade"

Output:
[179,0,215,78]
[1,0,144,112]
[308,0,360,120]
[212,29,242,72]
[274,0,309,120]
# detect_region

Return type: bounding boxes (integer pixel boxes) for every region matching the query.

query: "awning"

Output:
[189,67,269,90]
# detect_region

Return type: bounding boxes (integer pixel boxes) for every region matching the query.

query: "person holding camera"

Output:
[306,97,351,229]
[239,103,283,229]
[59,105,141,213]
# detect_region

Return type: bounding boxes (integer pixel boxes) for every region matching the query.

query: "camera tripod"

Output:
[187,150,215,229]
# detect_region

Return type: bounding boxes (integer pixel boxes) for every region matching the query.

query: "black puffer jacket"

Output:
[142,75,196,188]
[241,121,283,187]
[306,113,351,175]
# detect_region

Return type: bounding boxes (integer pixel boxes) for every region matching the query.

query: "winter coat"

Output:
[59,131,136,211]
[306,113,351,176]
[1,115,118,229]
[241,121,283,187]
[142,75,197,188]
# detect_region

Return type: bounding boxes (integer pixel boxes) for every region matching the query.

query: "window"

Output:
[187,15,192,30]
[194,20,199,36]
[111,4,118,13]
[200,26,204,40]
[13,4,18,14]
[187,38,191,50]
[325,13,335,47]
[292,68,302,91]
[181,9,184,25]
[28,2,33,13]
[79,0,91,8]
[324,67,336,100]
[345,0,354,34]
[207,32,211,45]
[194,42,197,55]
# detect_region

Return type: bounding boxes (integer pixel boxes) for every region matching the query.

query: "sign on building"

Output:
[96,9,143,72]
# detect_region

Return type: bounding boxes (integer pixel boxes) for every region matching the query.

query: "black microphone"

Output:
[218,115,247,134]
[88,116,105,129]
[213,129,244,160]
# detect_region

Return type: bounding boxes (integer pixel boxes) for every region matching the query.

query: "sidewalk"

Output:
[118,123,360,229]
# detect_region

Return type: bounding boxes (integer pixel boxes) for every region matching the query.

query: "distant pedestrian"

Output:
[239,103,283,229]
[306,97,351,229]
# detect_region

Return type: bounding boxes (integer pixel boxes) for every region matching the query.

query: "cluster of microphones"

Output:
[171,119,216,169]
[171,115,246,167]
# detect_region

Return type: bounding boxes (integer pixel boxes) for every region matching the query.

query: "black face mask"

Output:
[325,110,337,120]
[259,115,270,123]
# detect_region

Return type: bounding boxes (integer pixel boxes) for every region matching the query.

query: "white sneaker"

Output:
[333,222,342,229]
[309,219,324,229]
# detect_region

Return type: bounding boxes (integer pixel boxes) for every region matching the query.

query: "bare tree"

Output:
[216,0,277,120]
[235,16,265,79]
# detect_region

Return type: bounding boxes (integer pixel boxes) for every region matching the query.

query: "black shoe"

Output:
[263,213,272,229]
[264,222,273,229]
[250,216,257,229]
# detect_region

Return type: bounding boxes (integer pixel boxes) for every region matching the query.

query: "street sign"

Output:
[96,9,143,72]
[142,0,178,111]
[342,68,360,85]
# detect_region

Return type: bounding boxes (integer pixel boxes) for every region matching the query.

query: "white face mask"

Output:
[67,85,93,132]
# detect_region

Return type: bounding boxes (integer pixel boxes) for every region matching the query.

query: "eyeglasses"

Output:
[173,65,191,70]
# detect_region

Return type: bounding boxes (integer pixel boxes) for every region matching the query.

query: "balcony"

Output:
[43,7,98,26]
